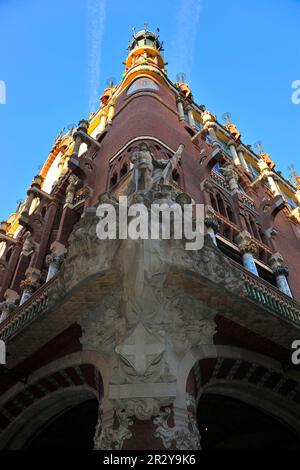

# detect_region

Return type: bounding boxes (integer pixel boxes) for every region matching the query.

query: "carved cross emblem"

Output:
[115,323,164,376]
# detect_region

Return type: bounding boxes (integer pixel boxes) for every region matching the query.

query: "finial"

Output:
[254,141,263,154]
[107,77,116,88]
[144,22,149,32]
[289,165,300,189]
[222,112,232,126]
[53,127,65,148]
[176,72,186,84]
[16,200,23,212]
[67,123,75,135]
[255,141,275,169]
[223,112,241,141]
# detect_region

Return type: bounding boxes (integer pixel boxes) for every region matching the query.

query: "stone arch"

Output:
[0,351,110,450]
[1,386,97,450]
[178,345,300,437]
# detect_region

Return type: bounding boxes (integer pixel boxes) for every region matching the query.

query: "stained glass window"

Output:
[127,77,159,94]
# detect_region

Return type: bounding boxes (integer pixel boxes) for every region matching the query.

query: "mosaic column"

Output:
[257,159,281,197]
[236,145,250,173]
[176,98,185,121]
[269,252,292,297]
[0,289,19,322]
[228,140,242,167]
[187,105,196,129]
[45,241,67,282]
[204,206,219,246]
[20,267,41,305]
[236,231,258,276]
[72,119,89,159]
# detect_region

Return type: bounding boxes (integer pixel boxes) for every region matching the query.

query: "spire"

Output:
[124,25,167,76]
[289,165,300,190]
[128,24,163,52]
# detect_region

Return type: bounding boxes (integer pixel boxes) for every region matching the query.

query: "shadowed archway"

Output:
[198,393,300,450]
[24,398,99,450]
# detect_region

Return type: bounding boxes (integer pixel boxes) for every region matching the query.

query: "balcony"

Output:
[237,262,300,327]
[1,243,300,346]
[213,212,272,269]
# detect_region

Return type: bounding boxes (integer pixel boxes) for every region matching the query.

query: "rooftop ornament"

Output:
[176,72,192,101]
[222,112,241,142]
[255,141,275,170]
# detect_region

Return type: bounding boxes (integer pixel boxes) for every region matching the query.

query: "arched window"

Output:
[6,247,13,263]
[41,206,47,218]
[216,194,226,218]
[243,211,267,246]
[127,77,159,95]
[110,172,118,188]
[226,205,235,224]
[120,163,128,177]
[212,162,222,175]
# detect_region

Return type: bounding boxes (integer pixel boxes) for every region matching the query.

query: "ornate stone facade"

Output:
[1,26,300,451]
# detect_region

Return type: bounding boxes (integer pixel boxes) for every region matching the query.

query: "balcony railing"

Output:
[0,275,57,342]
[233,261,300,327]
[211,171,230,191]
[239,192,256,212]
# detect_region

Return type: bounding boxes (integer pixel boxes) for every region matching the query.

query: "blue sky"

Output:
[0,0,299,220]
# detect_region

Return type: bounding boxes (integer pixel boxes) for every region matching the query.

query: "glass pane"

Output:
[127,77,159,94]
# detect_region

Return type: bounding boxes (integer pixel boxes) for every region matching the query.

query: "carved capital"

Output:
[21,233,38,257]
[235,231,257,255]
[154,405,201,450]
[269,252,289,276]
[20,267,41,293]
